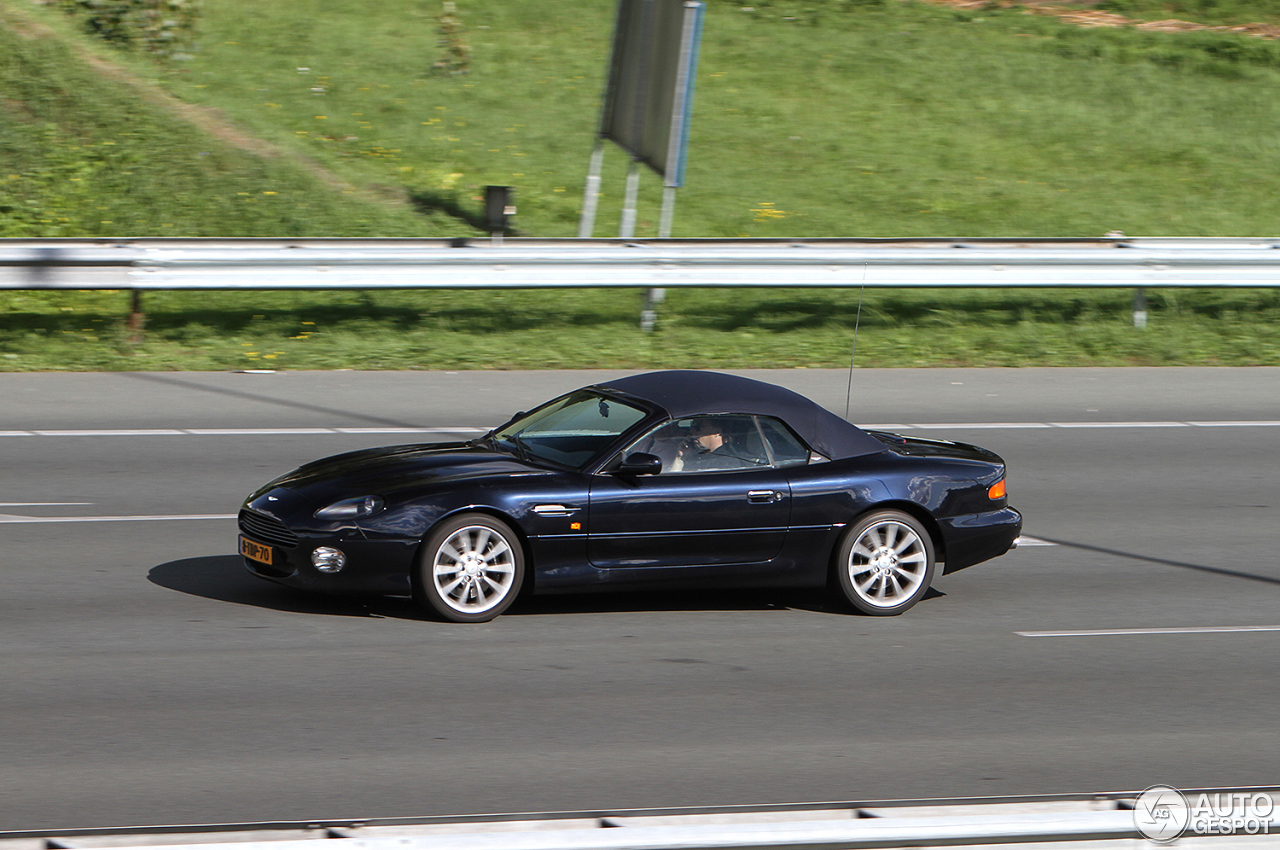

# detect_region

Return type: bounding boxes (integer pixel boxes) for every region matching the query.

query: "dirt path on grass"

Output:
[929,0,1280,39]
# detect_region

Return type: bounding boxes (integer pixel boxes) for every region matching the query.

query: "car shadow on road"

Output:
[149,554,942,620]
[509,587,848,617]
[148,555,427,619]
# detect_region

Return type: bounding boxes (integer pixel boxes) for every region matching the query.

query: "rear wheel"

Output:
[415,514,524,623]
[834,510,935,616]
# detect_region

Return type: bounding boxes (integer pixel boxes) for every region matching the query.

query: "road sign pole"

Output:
[619,159,640,239]
[578,140,606,238]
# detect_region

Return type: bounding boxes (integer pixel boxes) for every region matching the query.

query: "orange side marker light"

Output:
[988,479,1006,500]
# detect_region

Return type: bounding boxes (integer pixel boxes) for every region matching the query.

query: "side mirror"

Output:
[615,452,662,476]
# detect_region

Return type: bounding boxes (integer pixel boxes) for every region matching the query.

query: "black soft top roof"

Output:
[597,370,885,461]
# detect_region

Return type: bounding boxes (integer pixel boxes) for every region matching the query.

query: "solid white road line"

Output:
[2,421,1279,437]
[1017,625,1280,637]
[0,502,94,507]
[1014,536,1055,547]
[0,513,237,524]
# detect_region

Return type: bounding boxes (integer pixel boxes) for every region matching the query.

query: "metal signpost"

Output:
[579,0,705,329]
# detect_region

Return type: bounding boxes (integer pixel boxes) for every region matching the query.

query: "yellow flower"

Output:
[750,202,787,222]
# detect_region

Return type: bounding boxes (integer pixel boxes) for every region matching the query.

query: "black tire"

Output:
[834,509,936,616]
[414,513,525,623]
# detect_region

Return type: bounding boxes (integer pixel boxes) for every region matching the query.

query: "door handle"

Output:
[747,490,782,504]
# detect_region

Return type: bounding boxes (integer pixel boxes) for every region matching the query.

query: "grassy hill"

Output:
[2,0,1279,370]
[0,5,460,237]
[10,0,1280,238]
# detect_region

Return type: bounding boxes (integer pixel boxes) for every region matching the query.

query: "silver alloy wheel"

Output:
[431,524,517,615]
[846,519,929,609]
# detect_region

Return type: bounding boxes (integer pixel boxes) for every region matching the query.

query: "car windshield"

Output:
[490,391,647,469]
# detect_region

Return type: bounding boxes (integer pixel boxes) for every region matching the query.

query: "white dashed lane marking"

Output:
[0,513,237,524]
[1018,625,1280,637]
[1,422,1279,438]
[0,427,488,437]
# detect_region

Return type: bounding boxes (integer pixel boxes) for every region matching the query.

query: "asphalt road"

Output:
[2,368,1278,831]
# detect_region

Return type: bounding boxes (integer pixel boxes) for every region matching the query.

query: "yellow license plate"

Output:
[240,535,274,565]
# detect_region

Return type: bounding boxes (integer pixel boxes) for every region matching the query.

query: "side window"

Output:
[621,415,770,474]
[756,416,811,467]
[620,421,686,474]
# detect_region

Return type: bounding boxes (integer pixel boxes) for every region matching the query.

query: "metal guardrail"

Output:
[4,789,1278,850]
[3,237,1277,328]
[3,237,1280,291]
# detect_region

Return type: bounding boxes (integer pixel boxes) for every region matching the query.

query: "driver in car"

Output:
[675,418,755,472]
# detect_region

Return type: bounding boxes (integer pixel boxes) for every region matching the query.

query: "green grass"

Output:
[17,0,1280,239]
[120,0,1280,239]
[3,287,1278,371]
[4,0,1280,370]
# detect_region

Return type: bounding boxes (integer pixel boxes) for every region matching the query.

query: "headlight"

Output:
[314,495,385,520]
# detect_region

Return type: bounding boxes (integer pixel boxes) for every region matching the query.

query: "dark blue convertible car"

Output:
[239,371,1021,622]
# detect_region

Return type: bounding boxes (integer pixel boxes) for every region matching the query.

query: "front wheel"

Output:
[415,514,524,623]
[834,510,936,616]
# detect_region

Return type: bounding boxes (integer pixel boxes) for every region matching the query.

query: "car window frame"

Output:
[602,412,816,476]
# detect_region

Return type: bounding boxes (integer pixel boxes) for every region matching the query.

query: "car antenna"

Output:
[843,264,867,421]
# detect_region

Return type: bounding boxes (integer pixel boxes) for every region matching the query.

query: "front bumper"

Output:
[238,507,416,595]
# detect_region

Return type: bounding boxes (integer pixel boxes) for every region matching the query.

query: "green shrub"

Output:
[58,0,200,59]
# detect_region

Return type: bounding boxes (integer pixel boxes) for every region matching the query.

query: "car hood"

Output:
[259,441,549,501]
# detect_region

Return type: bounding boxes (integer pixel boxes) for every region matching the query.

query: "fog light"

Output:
[312,547,345,573]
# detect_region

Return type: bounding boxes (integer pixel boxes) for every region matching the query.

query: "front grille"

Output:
[238,509,299,549]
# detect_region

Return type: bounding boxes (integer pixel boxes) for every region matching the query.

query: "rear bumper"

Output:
[938,506,1022,574]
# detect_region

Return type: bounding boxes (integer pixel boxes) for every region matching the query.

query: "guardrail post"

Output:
[1133,287,1148,328]
[128,289,145,342]
[640,287,664,332]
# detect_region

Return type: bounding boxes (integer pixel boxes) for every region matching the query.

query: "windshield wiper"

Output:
[508,431,531,462]
[482,431,531,462]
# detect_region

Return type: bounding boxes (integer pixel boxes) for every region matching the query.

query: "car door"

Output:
[587,415,792,569]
